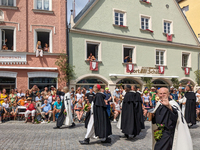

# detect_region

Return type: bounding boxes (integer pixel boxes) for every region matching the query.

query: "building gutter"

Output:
[109,74,179,79]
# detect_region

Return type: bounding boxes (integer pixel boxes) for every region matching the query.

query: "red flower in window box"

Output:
[146,29,154,33]
[120,25,126,28]
[142,0,150,3]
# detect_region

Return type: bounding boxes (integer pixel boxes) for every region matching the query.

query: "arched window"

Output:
[116,78,141,88]
[76,78,106,89]
[152,79,169,88]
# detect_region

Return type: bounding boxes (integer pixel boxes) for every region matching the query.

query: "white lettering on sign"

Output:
[0,54,27,64]
[132,66,159,75]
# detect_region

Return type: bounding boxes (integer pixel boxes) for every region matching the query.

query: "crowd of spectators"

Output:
[1,82,200,124]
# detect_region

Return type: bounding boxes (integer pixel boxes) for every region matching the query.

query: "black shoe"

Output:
[69,122,76,128]
[79,138,90,144]
[101,137,111,143]
[120,134,129,138]
[53,126,60,129]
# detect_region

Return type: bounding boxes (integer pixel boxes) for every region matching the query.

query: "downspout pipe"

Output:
[66,0,70,86]
[198,53,200,86]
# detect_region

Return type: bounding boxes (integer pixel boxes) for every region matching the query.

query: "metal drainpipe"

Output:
[198,53,200,86]
[66,0,70,87]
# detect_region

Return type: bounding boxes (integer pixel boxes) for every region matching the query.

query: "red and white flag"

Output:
[185,67,190,75]
[159,66,165,74]
[167,34,172,42]
[90,61,98,71]
[126,64,134,73]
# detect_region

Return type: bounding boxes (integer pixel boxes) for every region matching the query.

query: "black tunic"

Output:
[185,92,196,125]
[136,92,145,129]
[85,93,95,128]
[152,101,178,150]
[93,93,112,138]
[121,92,141,136]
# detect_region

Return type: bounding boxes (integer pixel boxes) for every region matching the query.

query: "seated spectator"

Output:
[0,103,2,123]
[41,100,52,122]
[52,90,57,105]
[74,99,84,123]
[87,53,93,61]
[53,97,62,122]
[35,92,42,113]
[113,88,120,99]
[143,90,151,107]
[36,41,43,57]
[0,88,7,105]
[17,89,25,102]
[112,98,121,123]
[17,96,26,106]
[25,89,30,99]
[29,87,38,102]
[25,97,36,124]
[47,91,53,105]
[42,87,49,98]
[10,103,18,120]
[43,43,49,52]
[124,56,129,63]
[2,98,10,121]
[9,89,17,104]
[75,89,83,103]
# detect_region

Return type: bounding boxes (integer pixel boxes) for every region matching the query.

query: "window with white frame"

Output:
[164,20,173,34]
[0,29,14,50]
[34,0,52,11]
[86,43,99,61]
[114,10,126,26]
[35,31,50,52]
[141,16,150,30]
[156,50,165,65]
[182,53,190,67]
[0,0,15,6]
[124,47,133,63]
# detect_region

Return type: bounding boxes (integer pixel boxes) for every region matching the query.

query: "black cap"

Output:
[126,85,131,89]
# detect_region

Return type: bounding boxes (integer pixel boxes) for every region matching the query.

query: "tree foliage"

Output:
[171,78,179,89]
[194,70,200,85]
[141,77,153,89]
[55,53,75,83]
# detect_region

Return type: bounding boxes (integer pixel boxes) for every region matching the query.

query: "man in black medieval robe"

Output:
[184,85,196,128]
[120,85,142,138]
[79,84,112,144]
[152,88,178,150]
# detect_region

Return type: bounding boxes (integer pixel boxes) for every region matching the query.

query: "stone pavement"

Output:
[0,121,200,150]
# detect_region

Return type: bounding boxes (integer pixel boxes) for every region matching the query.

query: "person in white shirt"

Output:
[196,89,200,102]
[17,89,25,101]
[2,98,10,121]
[75,89,83,103]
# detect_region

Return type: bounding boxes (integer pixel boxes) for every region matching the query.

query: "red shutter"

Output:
[90,61,98,71]
[126,64,134,73]
[185,67,190,75]
[159,66,165,74]
[167,34,172,42]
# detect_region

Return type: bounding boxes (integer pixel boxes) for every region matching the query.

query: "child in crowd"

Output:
[10,103,18,120]
[17,96,26,106]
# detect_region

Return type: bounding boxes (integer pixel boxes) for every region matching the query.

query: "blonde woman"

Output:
[36,41,43,57]
[79,84,112,144]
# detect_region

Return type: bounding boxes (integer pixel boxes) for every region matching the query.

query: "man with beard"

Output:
[53,87,75,129]
[79,84,112,144]
[151,88,192,150]
[120,85,142,138]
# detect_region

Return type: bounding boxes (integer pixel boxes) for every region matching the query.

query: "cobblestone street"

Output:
[0,121,200,150]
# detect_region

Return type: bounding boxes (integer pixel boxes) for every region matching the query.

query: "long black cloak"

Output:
[136,92,145,129]
[185,92,196,125]
[152,100,178,150]
[121,92,141,136]
[93,93,112,138]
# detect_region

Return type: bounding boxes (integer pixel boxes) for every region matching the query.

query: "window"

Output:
[124,48,133,63]
[86,41,101,61]
[0,10,4,21]
[0,77,15,93]
[34,0,52,11]
[163,20,173,34]
[141,16,150,30]
[182,5,189,15]
[182,53,189,67]
[34,29,52,53]
[76,78,106,90]
[115,12,124,26]
[0,0,15,6]
[156,50,165,65]
[0,29,14,50]
[29,77,57,91]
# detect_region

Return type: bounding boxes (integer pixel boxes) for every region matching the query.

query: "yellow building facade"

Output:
[178,0,200,38]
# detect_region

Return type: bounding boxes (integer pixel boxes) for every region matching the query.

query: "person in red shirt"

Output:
[25,97,36,124]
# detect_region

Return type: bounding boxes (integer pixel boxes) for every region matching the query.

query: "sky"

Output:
[67,0,89,22]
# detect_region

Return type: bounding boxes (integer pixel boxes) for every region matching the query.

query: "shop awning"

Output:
[109,74,179,78]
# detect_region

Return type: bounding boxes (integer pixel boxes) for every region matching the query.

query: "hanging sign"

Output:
[90,61,98,71]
